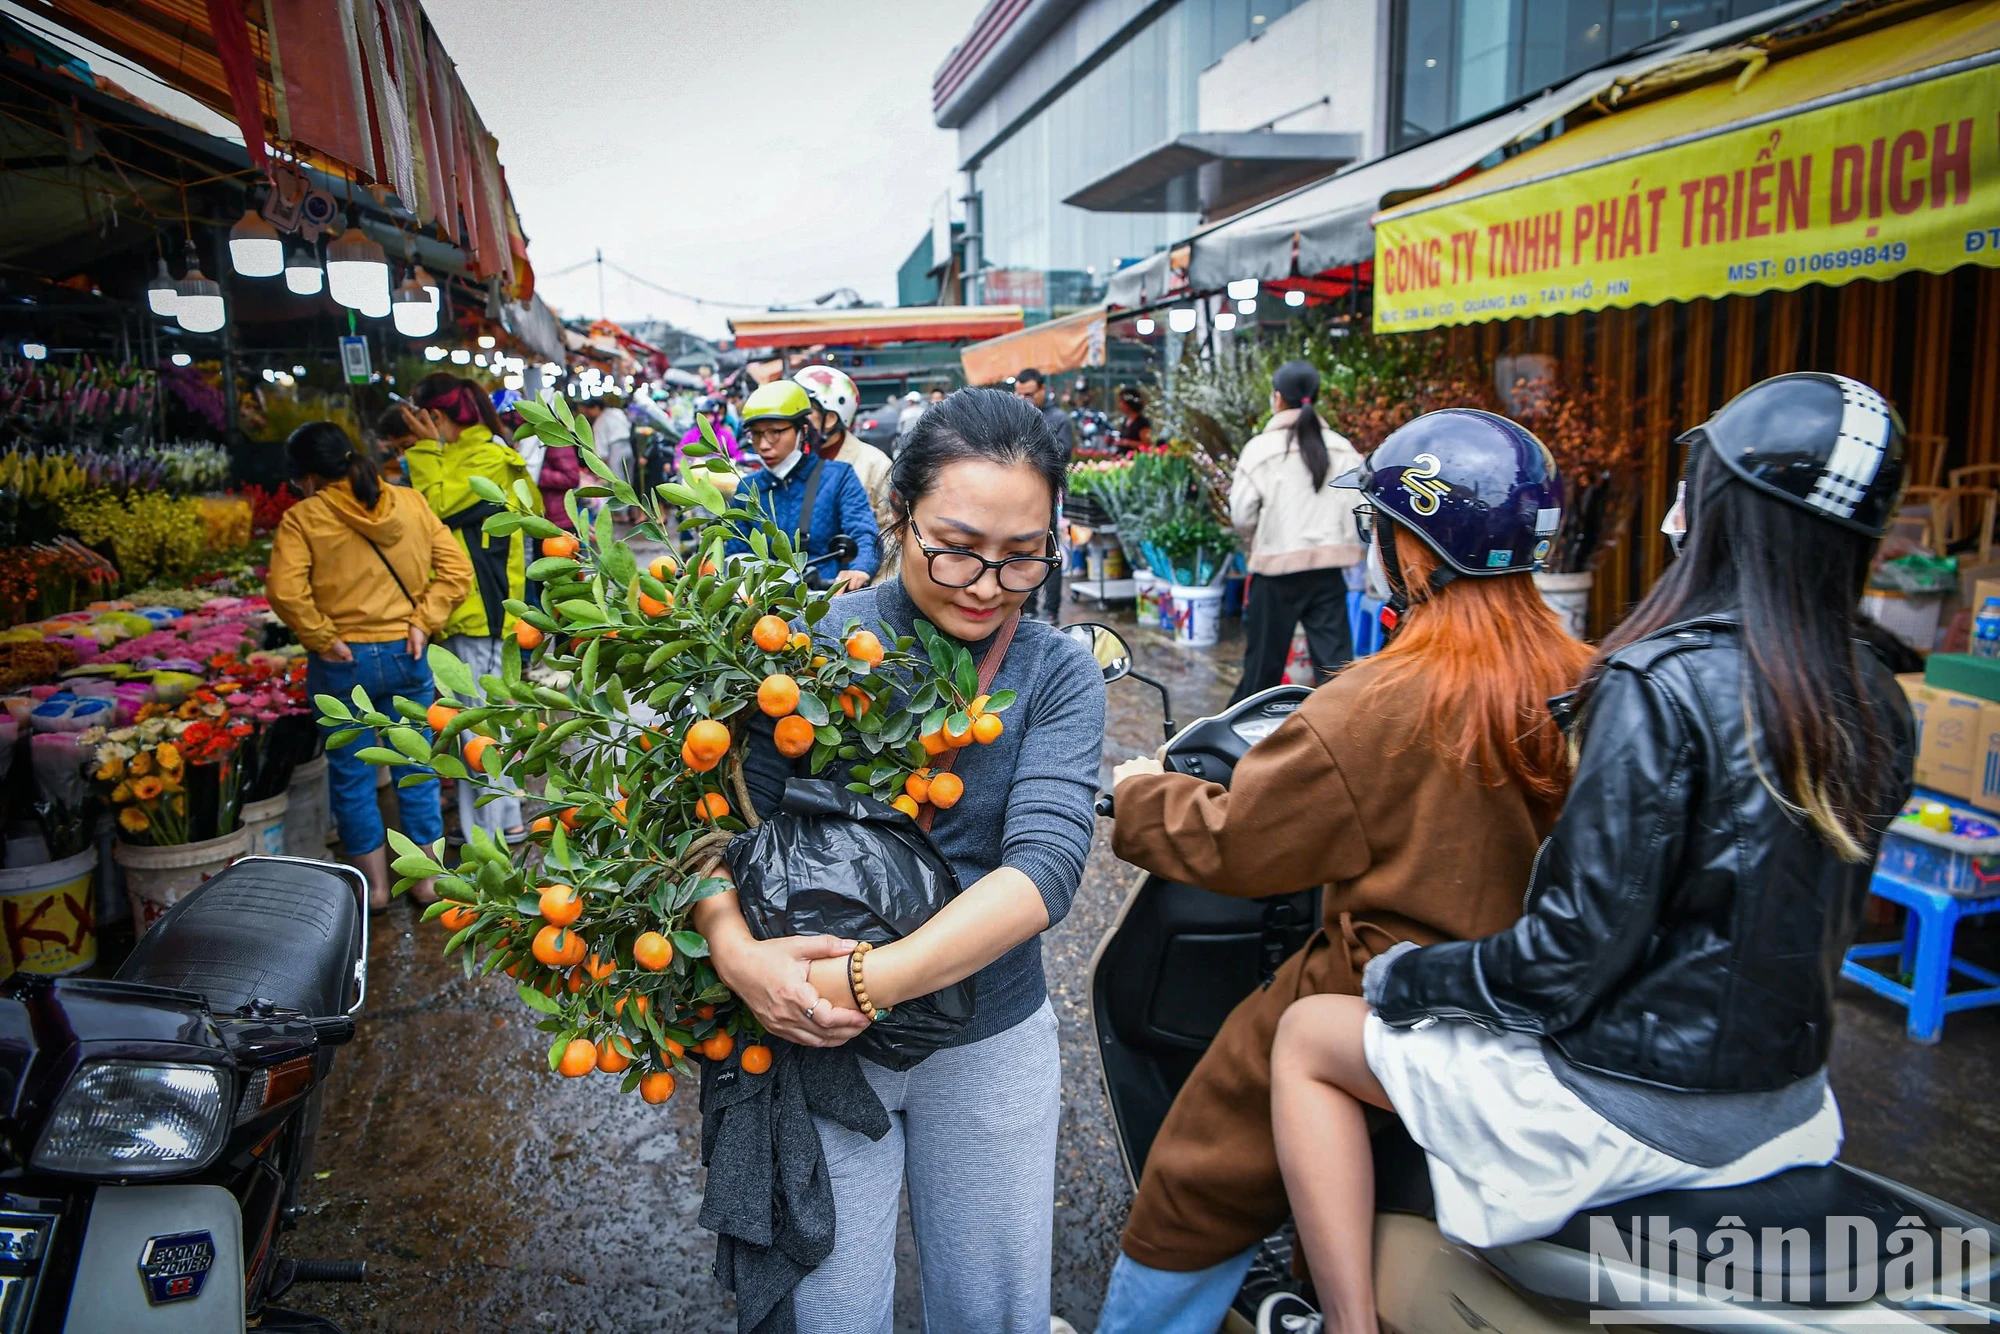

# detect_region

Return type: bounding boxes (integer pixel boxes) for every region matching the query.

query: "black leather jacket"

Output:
[1373,614,1914,1093]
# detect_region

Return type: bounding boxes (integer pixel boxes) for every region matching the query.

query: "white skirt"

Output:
[1362,1014,1844,1249]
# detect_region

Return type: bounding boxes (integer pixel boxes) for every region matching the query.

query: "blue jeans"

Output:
[308,640,444,857]
[1094,1246,1258,1334]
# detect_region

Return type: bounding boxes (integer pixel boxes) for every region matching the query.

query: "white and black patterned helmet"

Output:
[1683,373,1905,538]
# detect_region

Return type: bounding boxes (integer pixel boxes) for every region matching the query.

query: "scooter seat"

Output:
[1529,1163,1929,1302]
[116,856,361,1018]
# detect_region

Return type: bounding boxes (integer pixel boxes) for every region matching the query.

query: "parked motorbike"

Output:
[1071,621,2000,1334]
[0,855,370,1333]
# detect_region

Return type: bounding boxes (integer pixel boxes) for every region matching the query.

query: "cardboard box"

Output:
[1971,703,2000,815]
[1924,652,2000,704]
[1901,675,1984,799]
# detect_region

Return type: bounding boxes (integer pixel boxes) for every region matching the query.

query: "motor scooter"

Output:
[0,854,370,1333]
[1068,621,2000,1334]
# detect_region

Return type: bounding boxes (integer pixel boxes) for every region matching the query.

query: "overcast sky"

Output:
[423,0,984,340]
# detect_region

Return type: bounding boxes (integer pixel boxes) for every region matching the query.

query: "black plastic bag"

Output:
[724,779,975,1071]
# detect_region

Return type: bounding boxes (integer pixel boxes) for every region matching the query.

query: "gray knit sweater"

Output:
[742,578,1106,1047]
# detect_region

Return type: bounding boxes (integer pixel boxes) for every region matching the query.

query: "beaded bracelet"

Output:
[848,941,890,1021]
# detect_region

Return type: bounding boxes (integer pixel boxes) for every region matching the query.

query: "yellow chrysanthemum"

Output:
[118,806,150,833]
[131,776,164,801]
[155,743,183,772]
[110,781,132,803]
[128,752,153,777]
[94,757,125,782]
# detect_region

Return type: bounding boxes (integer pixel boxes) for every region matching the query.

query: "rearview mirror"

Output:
[1061,622,1132,683]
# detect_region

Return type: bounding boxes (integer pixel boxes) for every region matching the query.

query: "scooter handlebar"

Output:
[1094,792,1114,817]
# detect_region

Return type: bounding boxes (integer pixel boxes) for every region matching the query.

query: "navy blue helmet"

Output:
[1334,409,1563,577]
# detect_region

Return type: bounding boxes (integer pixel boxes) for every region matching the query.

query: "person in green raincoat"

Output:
[400,374,530,846]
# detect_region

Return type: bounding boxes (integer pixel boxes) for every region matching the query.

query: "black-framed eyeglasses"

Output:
[908,519,1059,592]
[1354,503,1377,545]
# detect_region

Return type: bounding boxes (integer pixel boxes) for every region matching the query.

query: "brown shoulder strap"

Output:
[917,612,1020,834]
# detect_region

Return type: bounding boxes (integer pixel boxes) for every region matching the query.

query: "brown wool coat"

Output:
[1109,654,1560,1270]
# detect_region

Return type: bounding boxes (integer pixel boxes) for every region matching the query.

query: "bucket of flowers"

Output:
[85,691,255,927]
[315,397,1013,1102]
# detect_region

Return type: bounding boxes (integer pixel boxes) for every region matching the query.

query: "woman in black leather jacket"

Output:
[1262,373,1917,1334]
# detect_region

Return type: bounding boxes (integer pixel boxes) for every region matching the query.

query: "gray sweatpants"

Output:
[793,1001,1061,1334]
[442,635,522,843]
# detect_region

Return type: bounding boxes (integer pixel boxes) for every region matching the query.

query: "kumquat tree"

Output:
[314,394,1013,1101]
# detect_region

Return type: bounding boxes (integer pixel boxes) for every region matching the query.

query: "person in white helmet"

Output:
[795,364,898,580]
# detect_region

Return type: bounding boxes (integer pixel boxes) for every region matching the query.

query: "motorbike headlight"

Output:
[31,1061,229,1178]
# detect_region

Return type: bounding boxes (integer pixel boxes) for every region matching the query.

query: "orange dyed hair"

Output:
[1357,538,1594,809]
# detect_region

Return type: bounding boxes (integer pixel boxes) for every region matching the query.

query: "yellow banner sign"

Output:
[1372,58,2000,332]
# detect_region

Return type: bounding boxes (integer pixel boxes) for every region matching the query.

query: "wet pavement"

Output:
[280,603,2000,1334]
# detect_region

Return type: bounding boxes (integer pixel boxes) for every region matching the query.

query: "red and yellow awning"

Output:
[728,306,1024,351]
[1372,0,2000,332]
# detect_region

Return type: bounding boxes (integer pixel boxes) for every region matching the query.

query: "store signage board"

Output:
[1371,56,2000,333]
[339,336,371,384]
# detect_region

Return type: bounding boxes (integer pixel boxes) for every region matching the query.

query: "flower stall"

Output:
[1068,448,1239,646]
[0,427,312,971]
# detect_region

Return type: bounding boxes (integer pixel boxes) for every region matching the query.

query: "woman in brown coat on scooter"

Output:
[1093,410,1593,1333]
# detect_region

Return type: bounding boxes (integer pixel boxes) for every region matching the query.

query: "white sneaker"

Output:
[1256,1291,1324,1334]
[1050,1319,1080,1334]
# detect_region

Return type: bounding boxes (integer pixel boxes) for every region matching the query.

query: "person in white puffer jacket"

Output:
[1228,359,1366,702]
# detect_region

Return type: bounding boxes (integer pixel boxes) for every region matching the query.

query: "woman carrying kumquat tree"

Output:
[689,388,1105,1334]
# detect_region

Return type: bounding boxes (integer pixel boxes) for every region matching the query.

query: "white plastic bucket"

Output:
[1134,569,1168,629]
[1534,571,1594,640]
[284,756,330,858]
[241,792,290,859]
[0,848,98,975]
[117,827,252,933]
[1169,583,1224,648]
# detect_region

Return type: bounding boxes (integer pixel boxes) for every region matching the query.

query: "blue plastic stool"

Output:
[1841,871,2000,1043]
[1347,591,1386,659]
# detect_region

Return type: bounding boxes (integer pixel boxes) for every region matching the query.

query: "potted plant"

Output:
[1504,370,1639,638]
[314,398,1014,1101]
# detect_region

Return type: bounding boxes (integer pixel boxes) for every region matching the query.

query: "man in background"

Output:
[1013,368,1070,622]
[579,395,634,519]
[1014,367,1074,452]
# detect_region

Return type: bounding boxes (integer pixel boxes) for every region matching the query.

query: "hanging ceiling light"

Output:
[284,247,324,295]
[228,207,283,277]
[1166,307,1197,334]
[1237,298,1257,315]
[146,258,179,316]
[1214,311,1239,332]
[1285,289,1306,307]
[174,238,224,333]
[325,225,390,311]
[449,348,471,365]
[391,272,439,336]
[174,265,225,333]
[477,335,496,349]
[424,346,447,361]
[1135,317,1156,335]
[170,352,193,367]
[1226,278,1259,301]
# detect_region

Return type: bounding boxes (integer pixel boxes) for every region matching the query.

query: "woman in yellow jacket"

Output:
[266,423,471,912]
[400,374,531,846]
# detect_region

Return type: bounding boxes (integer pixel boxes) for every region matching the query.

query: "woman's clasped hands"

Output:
[709,930,872,1048]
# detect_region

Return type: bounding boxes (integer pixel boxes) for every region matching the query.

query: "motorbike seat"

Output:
[116,857,361,1018]
[1521,1164,1931,1304]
